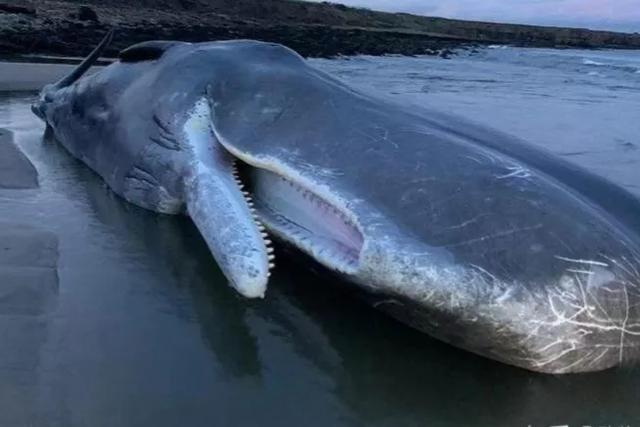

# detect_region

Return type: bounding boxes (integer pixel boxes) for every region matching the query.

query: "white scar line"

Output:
[554,255,609,267]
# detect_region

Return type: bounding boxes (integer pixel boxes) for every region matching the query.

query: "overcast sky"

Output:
[306,0,640,33]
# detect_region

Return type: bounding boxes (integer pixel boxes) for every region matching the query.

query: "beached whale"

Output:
[32,31,640,373]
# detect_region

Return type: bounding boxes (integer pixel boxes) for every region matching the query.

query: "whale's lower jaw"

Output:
[238,164,364,276]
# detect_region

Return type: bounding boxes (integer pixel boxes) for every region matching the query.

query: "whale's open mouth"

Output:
[234,161,363,275]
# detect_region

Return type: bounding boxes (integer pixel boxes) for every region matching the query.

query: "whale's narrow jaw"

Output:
[233,161,364,276]
[183,99,274,298]
[185,158,274,298]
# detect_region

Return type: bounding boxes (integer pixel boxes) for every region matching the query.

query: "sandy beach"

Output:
[0,125,59,423]
[0,128,38,188]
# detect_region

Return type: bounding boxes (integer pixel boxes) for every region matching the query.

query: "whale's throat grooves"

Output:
[237,164,363,274]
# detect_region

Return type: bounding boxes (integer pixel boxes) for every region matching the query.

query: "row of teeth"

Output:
[275,175,356,230]
[263,204,359,274]
[231,161,275,275]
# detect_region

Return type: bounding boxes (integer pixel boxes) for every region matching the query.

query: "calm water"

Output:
[1,47,640,427]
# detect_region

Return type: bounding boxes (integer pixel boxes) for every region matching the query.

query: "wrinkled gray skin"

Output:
[33,33,640,374]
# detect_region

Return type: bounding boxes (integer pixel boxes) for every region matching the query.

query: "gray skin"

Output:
[33,33,640,374]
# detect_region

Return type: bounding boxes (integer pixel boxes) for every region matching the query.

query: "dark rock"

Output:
[0,3,36,16]
[76,5,98,22]
[439,49,453,59]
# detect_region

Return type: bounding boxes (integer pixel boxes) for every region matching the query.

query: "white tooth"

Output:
[269,262,275,269]
[267,247,274,254]
[268,254,275,260]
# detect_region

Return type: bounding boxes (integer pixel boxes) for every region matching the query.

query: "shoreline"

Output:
[1,1,639,60]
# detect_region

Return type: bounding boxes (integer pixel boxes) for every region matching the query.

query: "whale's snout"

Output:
[31,103,44,120]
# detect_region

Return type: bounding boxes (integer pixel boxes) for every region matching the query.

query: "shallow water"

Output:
[1,47,640,427]
[311,47,640,197]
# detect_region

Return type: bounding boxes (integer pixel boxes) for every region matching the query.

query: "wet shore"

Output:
[0,61,100,91]
[0,128,59,423]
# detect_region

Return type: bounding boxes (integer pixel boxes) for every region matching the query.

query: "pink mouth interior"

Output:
[242,166,363,274]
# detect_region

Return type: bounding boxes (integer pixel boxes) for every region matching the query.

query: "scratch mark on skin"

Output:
[497,164,531,179]
[356,127,399,149]
[524,250,640,371]
[558,350,596,373]
[555,256,609,267]
[620,284,630,362]
[590,347,611,367]
[445,215,486,230]
[469,264,499,284]
[567,269,595,275]
[531,342,580,368]
[297,162,343,178]
[465,155,483,164]
[549,232,573,252]
[443,224,542,248]
[545,287,640,335]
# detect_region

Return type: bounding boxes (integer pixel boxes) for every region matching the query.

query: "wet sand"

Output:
[0,128,38,188]
[0,126,59,425]
[0,222,59,316]
[0,221,59,426]
[0,127,56,313]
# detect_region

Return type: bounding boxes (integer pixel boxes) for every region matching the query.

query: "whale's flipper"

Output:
[183,99,273,298]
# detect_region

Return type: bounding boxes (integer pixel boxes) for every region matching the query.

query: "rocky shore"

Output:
[1,0,640,60]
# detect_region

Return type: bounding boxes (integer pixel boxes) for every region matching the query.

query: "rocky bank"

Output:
[1,0,639,59]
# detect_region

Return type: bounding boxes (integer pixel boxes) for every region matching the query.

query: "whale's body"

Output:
[33,34,640,373]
